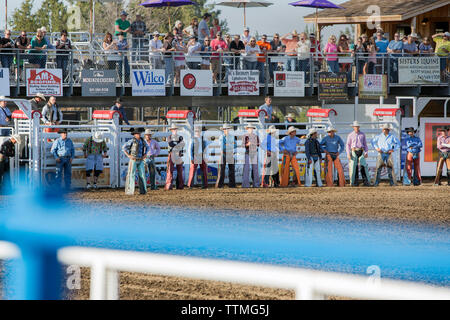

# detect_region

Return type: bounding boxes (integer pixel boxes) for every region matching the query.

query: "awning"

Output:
[373,108,404,117]
[306,108,337,118]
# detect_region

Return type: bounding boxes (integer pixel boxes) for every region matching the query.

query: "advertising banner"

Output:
[0,68,10,96]
[358,74,388,99]
[26,69,62,96]
[318,72,347,100]
[132,69,165,96]
[180,70,213,96]
[398,57,440,84]
[81,70,116,96]
[228,70,259,96]
[274,71,305,97]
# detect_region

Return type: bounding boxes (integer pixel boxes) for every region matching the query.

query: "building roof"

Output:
[304,0,450,24]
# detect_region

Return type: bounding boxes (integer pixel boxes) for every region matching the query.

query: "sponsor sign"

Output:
[180,70,212,96]
[26,69,62,96]
[0,68,10,96]
[274,71,305,97]
[318,72,347,100]
[132,69,165,96]
[398,57,440,84]
[358,74,388,99]
[228,70,259,96]
[81,70,116,96]
[424,122,450,162]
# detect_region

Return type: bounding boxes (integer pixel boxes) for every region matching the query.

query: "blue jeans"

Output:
[440,57,447,72]
[390,57,399,83]
[327,60,339,73]
[257,61,265,83]
[287,57,297,71]
[0,55,13,69]
[56,56,69,80]
[55,157,72,189]
[144,157,157,189]
[164,57,174,84]
[125,159,147,195]
[244,61,257,70]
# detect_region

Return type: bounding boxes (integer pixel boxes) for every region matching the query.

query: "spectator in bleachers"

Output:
[297,32,310,74]
[186,36,201,70]
[0,96,12,136]
[130,14,147,61]
[375,30,389,74]
[117,32,130,83]
[387,32,404,83]
[40,27,54,49]
[210,32,228,83]
[0,30,14,70]
[198,13,211,43]
[183,18,199,38]
[403,35,419,56]
[162,33,176,84]
[256,34,271,84]
[149,31,163,69]
[172,35,186,85]
[241,27,251,46]
[432,32,449,81]
[419,37,433,55]
[55,30,72,81]
[102,32,119,70]
[364,40,377,74]
[28,29,48,68]
[269,33,282,81]
[337,34,351,79]
[353,36,367,76]
[281,30,299,71]
[115,11,131,38]
[324,35,339,73]
[229,34,245,70]
[173,20,184,38]
[244,37,260,71]
[210,18,221,39]
[309,33,322,72]
[200,37,212,70]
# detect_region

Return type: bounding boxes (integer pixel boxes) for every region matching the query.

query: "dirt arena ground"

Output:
[1,182,449,300]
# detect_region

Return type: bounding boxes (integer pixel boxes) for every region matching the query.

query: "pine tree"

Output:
[10,0,40,32]
[35,0,69,32]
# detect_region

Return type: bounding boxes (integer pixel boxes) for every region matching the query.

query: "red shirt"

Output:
[210,38,228,59]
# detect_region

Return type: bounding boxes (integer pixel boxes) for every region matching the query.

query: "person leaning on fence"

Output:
[279,126,302,187]
[83,131,108,190]
[0,134,20,193]
[434,127,450,186]
[165,124,185,190]
[110,98,129,125]
[117,32,130,83]
[143,129,161,191]
[102,32,119,70]
[371,124,400,187]
[346,121,371,187]
[123,128,147,195]
[432,32,450,82]
[403,127,423,186]
[320,126,346,187]
[28,29,48,69]
[149,31,163,69]
[242,123,260,188]
[304,128,323,187]
[115,10,131,38]
[0,96,12,136]
[261,125,280,188]
[55,30,72,81]
[51,129,75,191]
[187,126,208,189]
[0,30,15,70]
[42,96,63,140]
[216,123,236,188]
[162,33,176,85]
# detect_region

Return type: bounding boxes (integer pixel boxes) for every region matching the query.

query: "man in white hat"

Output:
[83,131,108,190]
[242,123,260,188]
[187,126,208,189]
[320,126,346,187]
[346,121,371,187]
[0,96,12,136]
[0,134,20,192]
[123,128,147,195]
[29,93,46,111]
[260,125,280,187]
[143,128,161,190]
[216,123,236,188]
[371,124,400,186]
[304,128,323,187]
[279,126,302,187]
[165,124,185,190]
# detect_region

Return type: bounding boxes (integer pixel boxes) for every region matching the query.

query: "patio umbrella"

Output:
[289,0,344,42]
[216,0,273,28]
[140,0,197,31]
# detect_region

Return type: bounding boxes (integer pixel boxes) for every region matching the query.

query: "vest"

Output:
[130,137,144,158]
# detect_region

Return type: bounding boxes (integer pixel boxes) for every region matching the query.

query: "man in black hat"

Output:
[122,128,148,195]
[110,98,129,125]
[50,128,75,190]
[403,127,422,186]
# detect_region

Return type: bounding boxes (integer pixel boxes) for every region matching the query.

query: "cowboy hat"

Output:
[381,124,391,130]
[168,123,179,130]
[220,123,232,130]
[144,129,153,135]
[285,113,295,119]
[308,128,318,136]
[287,126,297,135]
[35,93,46,101]
[0,95,6,100]
[93,131,104,143]
[11,134,21,145]
[245,123,256,129]
[405,127,417,133]
[292,30,299,37]
[58,128,68,134]
[351,121,360,127]
[267,125,277,134]
[326,126,337,132]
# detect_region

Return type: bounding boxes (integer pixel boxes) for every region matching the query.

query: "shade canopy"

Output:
[289,0,343,9]
[216,0,273,27]
[140,0,197,7]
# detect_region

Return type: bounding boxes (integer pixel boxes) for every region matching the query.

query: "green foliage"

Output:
[10,0,40,32]
[10,0,68,32]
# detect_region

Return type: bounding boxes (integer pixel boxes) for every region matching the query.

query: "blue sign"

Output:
[132,69,165,96]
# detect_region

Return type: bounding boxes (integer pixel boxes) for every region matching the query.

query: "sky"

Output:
[2,0,350,39]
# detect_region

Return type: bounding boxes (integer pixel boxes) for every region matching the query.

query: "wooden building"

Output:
[304,0,450,40]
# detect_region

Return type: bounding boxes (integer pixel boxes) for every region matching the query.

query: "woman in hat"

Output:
[403,127,422,186]
[305,128,323,187]
[320,126,346,187]
[260,125,280,187]
[216,123,236,188]
[83,131,108,190]
[143,129,161,190]
[122,129,148,195]
[279,126,302,187]
[165,124,185,190]
[242,123,260,188]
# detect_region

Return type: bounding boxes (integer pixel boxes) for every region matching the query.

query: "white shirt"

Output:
[149,39,163,57]
[297,40,311,59]
[198,19,209,41]
[187,42,202,56]
[245,45,260,62]
[241,33,251,45]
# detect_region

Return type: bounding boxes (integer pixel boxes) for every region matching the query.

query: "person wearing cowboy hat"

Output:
[143,129,161,190]
[0,96,12,136]
[216,123,236,188]
[29,93,46,111]
[281,30,300,71]
[122,128,148,195]
[304,128,323,187]
[50,128,75,190]
[110,97,130,125]
[434,127,450,186]
[165,123,185,190]
[371,123,400,186]
[320,126,346,187]
[403,127,422,186]
[187,126,208,189]
[0,134,20,192]
[279,126,302,187]
[284,113,297,128]
[242,123,260,188]
[83,131,108,190]
[260,125,280,187]
[346,121,371,187]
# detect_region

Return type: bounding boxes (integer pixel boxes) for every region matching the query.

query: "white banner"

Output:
[228,70,259,96]
[26,69,63,96]
[0,68,10,96]
[274,71,305,97]
[132,69,166,96]
[180,70,212,96]
[398,57,440,84]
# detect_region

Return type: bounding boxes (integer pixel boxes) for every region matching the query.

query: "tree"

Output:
[35,0,69,32]
[10,0,40,32]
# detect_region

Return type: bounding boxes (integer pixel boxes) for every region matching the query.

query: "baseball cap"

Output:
[444,32,450,37]
[153,31,159,36]
[244,27,250,31]
[120,10,128,16]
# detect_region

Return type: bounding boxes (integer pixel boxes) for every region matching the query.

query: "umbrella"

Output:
[216,0,273,28]
[289,0,344,42]
[140,0,197,31]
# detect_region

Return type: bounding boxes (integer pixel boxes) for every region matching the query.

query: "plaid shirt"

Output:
[131,20,147,37]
